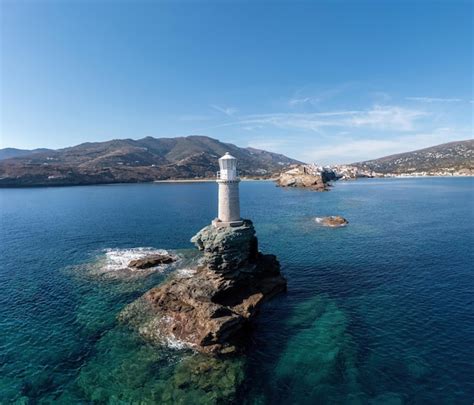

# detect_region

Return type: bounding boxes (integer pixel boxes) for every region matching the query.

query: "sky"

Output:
[1,0,472,164]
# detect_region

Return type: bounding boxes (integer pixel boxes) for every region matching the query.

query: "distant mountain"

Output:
[0,136,301,187]
[352,140,473,175]
[0,148,52,160]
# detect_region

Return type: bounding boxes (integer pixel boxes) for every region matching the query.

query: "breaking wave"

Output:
[103,247,173,272]
[175,268,197,278]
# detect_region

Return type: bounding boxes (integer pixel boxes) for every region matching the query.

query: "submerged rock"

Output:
[272,295,363,403]
[68,325,244,404]
[315,216,349,227]
[162,354,245,403]
[120,220,286,355]
[128,253,175,269]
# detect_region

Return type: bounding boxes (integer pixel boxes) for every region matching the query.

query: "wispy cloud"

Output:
[210,104,238,116]
[247,139,290,152]
[346,105,427,130]
[216,105,428,132]
[242,125,264,131]
[300,127,472,164]
[406,97,462,103]
[288,96,320,106]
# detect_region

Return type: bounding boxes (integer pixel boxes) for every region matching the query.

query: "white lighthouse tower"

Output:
[213,152,243,227]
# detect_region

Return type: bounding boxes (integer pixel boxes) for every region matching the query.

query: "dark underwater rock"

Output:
[68,326,245,404]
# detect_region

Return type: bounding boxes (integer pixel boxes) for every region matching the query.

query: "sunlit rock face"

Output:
[315,216,349,228]
[120,220,287,355]
[276,164,336,191]
[128,253,175,269]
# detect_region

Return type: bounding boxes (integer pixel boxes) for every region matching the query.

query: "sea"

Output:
[0,177,473,404]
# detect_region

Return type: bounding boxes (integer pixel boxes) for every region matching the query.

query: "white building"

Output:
[213,152,243,227]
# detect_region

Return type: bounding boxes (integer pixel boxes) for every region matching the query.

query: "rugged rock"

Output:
[276,164,336,191]
[119,220,287,355]
[315,216,349,227]
[128,253,175,269]
[190,220,259,274]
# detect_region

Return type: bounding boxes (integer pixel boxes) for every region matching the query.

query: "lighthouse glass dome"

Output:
[218,153,238,180]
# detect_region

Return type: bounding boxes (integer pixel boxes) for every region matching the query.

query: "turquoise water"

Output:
[0,178,473,404]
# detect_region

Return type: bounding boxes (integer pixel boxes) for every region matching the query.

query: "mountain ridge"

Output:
[351,139,473,175]
[0,147,53,161]
[0,135,301,187]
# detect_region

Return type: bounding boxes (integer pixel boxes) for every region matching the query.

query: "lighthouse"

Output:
[213,152,243,227]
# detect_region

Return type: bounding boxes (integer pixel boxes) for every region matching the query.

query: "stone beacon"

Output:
[213,152,243,227]
[119,152,287,358]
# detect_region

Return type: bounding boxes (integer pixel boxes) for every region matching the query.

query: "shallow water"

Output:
[0,178,473,403]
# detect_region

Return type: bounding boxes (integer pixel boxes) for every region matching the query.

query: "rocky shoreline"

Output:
[119,220,287,355]
[276,163,473,192]
[276,164,337,191]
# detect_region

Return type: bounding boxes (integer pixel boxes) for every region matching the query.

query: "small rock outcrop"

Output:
[277,164,336,191]
[119,220,286,355]
[315,216,349,227]
[128,253,175,269]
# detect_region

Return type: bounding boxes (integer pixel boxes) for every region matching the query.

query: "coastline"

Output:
[0,175,470,189]
[153,178,276,183]
[366,174,474,179]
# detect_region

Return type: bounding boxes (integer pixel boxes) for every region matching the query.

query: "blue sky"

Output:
[1,0,472,164]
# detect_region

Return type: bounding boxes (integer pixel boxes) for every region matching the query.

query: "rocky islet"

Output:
[119,220,287,355]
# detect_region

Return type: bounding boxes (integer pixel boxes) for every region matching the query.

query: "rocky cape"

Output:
[119,220,287,355]
[276,164,337,191]
[275,140,473,187]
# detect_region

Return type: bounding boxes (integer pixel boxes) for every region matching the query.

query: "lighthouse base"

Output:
[212,218,244,228]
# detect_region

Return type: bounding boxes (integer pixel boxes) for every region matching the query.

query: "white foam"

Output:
[314,217,324,223]
[163,335,191,350]
[159,316,197,350]
[103,247,173,272]
[176,268,197,278]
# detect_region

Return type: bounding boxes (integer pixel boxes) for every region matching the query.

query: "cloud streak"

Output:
[288,96,321,106]
[300,128,472,165]
[206,105,428,132]
[210,104,238,116]
[406,97,463,103]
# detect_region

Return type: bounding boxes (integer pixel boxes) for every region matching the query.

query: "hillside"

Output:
[0,148,52,160]
[352,140,473,175]
[0,136,301,187]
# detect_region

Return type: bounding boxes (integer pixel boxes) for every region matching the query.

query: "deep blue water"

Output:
[0,178,473,404]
